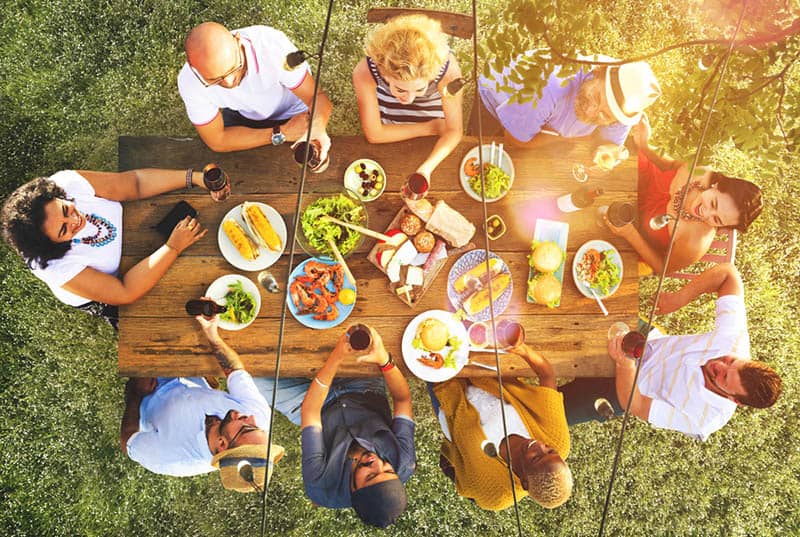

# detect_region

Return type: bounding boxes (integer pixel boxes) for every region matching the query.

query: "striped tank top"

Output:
[366,55,450,124]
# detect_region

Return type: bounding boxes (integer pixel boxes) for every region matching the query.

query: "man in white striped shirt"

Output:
[611,263,782,441]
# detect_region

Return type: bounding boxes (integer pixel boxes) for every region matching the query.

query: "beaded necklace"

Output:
[72,213,117,247]
[672,181,705,222]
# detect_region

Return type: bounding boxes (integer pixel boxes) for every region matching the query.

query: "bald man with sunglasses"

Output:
[120,313,276,482]
[178,22,332,158]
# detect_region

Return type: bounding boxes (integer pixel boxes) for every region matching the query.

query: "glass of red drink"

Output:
[346,324,372,352]
[401,173,429,200]
[621,330,646,359]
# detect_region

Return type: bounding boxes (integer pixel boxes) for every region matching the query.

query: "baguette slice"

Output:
[463,273,511,315]
[223,218,260,261]
[425,200,475,248]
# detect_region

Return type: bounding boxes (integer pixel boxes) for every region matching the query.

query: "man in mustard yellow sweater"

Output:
[429,343,572,510]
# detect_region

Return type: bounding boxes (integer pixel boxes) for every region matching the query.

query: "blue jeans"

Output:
[254,377,387,426]
[428,378,623,427]
[559,377,624,425]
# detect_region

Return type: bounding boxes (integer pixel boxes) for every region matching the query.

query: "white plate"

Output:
[401,309,469,383]
[205,274,261,331]
[459,144,515,203]
[285,258,356,329]
[344,158,386,202]
[572,240,623,299]
[217,202,287,271]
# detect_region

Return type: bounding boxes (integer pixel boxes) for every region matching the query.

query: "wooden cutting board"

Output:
[366,203,474,308]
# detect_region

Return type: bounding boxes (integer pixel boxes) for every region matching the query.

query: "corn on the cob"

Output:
[463,273,511,315]
[454,258,502,293]
[223,218,260,261]
[242,202,282,252]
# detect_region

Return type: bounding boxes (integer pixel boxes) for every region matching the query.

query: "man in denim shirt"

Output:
[256,326,415,528]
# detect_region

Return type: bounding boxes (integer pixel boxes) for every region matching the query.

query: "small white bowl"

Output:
[344,159,386,202]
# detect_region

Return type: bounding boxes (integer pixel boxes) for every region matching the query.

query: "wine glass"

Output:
[607,322,630,341]
[571,163,589,183]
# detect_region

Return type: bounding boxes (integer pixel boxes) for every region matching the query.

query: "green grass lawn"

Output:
[1,1,799,536]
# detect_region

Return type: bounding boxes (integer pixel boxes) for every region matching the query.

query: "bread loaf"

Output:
[425,201,475,248]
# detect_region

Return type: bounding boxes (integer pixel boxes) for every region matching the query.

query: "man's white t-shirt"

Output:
[31,171,123,306]
[126,372,272,477]
[638,294,749,440]
[177,25,309,126]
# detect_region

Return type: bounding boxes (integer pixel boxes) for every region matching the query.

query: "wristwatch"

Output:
[271,125,286,146]
[379,353,395,372]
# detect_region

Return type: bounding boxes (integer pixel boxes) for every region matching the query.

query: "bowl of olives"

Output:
[344,159,386,202]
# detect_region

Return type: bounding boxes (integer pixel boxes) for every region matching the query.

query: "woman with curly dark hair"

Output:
[605,115,763,273]
[2,168,211,324]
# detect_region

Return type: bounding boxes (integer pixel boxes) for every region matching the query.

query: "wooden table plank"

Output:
[118,135,639,378]
[118,314,628,378]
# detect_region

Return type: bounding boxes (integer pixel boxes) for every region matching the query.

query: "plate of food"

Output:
[572,240,623,298]
[344,159,386,202]
[286,257,357,329]
[206,275,261,331]
[459,144,515,203]
[447,249,513,322]
[527,219,568,308]
[298,190,367,259]
[401,309,469,382]
[218,202,286,271]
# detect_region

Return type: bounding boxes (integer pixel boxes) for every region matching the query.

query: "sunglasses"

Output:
[219,410,262,448]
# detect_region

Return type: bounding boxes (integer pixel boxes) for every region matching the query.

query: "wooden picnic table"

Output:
[118,135,638,378]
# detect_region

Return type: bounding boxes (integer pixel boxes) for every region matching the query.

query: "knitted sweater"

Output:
[433,378,570,511]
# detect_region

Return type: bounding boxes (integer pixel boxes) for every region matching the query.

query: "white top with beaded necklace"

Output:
[31,170,123,306]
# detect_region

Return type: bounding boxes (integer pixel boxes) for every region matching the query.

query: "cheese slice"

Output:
[395,284,413,295]
[387,257,402,283]
[406,266,424,287]
[394,241,418,265]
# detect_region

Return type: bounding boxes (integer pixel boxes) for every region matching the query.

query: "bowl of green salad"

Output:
[459,144,515,203]
[297,189,368,259]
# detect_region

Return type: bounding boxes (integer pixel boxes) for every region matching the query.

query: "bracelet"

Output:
[379,353,395,372]
[314,376,329,389]
[185,168,194,191]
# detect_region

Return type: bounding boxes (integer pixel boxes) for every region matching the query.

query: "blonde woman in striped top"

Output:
[352,14,463,181]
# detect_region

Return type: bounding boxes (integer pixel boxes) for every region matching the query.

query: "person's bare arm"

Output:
[78,169,207,202]
[609,336,652,421]
[301,334,347,429]
[632,115,680,172]
[509,343,556,389]
[352,59,442,144]
[61,216,206,305]
[120,377,157,454]
[605,219,707,274]
[356,329,412,418]
[194,112,273,152]
[416,57,464,178]
[656,262,743,315]
[290,72,333,161]
[195,314,245,376]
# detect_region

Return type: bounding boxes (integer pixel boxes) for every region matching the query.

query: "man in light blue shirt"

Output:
[120,314,277,482]
[475,53,660,149]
